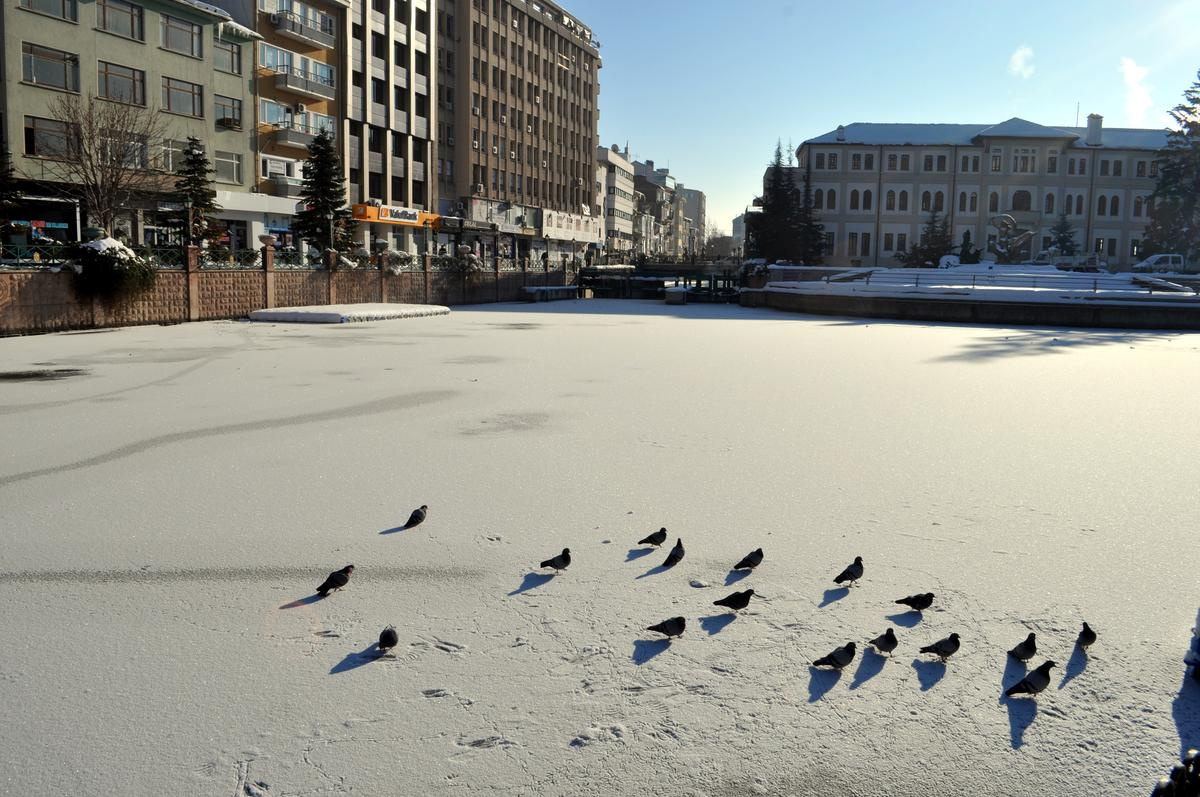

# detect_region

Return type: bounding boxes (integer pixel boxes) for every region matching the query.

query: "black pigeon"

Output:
[1008,632,1037,662]
[638,527,668,547]
[1076,621,1097,650]
[919,632,961,661]
[540,548,571,571]
[713,589,754,611]
[869,627,898,656]
[378,626,399,653]
[662,538,685,568]
[813,642,857,670]
[646,616,686,638]
[316,565,354,597]
[1004,660,1057,697]
[894,592,935,612]
[833,556,864,585]
[405,505,428,528]
[732,548,764,571]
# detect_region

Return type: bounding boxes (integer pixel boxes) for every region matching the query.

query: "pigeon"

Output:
[638,527,668,547]
[540,548,571,571]
[1008,632,1037,662]
[894,592,935,612]
[316,565,354,597]
[869,627,898,656]
[378,626,399,653]
[1076,621,1097,650]
[405,505,428,528]
[833,556,863,586]
[662,538,685,568]
[732,548,764,571]
[919,633,961,662]
[646,616,686,638]
[1004,660,1056,696]
[813,642,857,670]
[712,589,754,611]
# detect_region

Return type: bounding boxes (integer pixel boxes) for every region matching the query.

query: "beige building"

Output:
[789,115,1168,268]
[597,143,634,258]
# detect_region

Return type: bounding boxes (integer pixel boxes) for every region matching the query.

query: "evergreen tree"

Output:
[895,211,953,267]
[1049,211,1078,256]
[169,137,221,246]
[0,130,20,224]
[750,140,803,262]
[1144,69,1200,262]
[958,230,981,264]
[793,166,825,265]
[292,130,356,252]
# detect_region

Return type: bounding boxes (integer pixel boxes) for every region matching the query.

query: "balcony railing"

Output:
[270,10,336,48]
[271,65,336,101]
[272,122,334,149]
[269,174,304,197]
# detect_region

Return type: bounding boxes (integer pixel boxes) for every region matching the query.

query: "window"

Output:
[865,153,874,170]
[98,61,144,105]
[214,37,241,74]
[971,155,979,172]
[20,0,76,21]
[958,192,967,213]
[886,190,895,211]
[1078,157,1087,175]
[1107,238,1117,257]
[162,76,203,116]
[900,154,910,170]
[1047,156,1057,174]
[850,189,859,211]
[1075,195,1083,215]
[1110,195,1119,217]
[848,232,858,255]
[898,191,908,212]
[897,233,907,251]
[1134,196,1144,217]
[923,155,933,172]
[1097,196,1107,216]
[936,155,946,172]
[1044,194,1054,214]
[1068,158,1076,175]
[1130,239,1141,258]
[815,153,825,170]
[1136,161,1146,178]
[214,95,241,128]
[991,154,1001,172]
[161,14,201,56]
[826,189,836,210]
[969,192,977,212]
[823,232,834,253]
[162,138,189,172]
[215,150,241,183]
[888,153,897,171]
[960,155,969,173]
[1150,161,1159,178]
[884,232,894,251]
[863,190,872,211]
[101,131,148,168]
[828,153,838,169]
[860,232,871,256]
[1100,160,1110,176]
[1065,194,1073,214]
[934,191,944,213]
[921,191,931,212]
[260,98,289,126]
[22,44,79,91]
[852,153,862,170]
[814,189,823,208]
[989,192,999,213]
[24,116,72,157]
[1012,190,1031,212]
[1113,160,1123,177]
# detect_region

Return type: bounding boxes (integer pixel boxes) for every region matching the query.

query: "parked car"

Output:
[1132,253,1187,273]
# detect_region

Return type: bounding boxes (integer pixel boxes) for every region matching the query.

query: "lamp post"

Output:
[183,195,193,249]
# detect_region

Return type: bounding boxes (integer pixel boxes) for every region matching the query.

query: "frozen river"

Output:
[1,300,1197,796]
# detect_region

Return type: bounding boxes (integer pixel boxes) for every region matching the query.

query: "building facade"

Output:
[677,185,705,254]
[5,0,261,243]
[789,115,1168,269]
[596,143,633,259]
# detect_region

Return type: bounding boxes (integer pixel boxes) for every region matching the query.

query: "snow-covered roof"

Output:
[804,119,1169,151]
[164,0,261,38]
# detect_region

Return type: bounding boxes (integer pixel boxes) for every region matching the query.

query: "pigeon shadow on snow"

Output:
[632,638,671,665]
[279,594,323,609]
[1058,646,1089,689]
[330,643,383,674]
[636,563,674,580]
[807,666,842,702]
[1171,659,1200,756]
[625,547,655,561]
[1003,656,1027,693]
[508,571,556,595]
[379,524,410,535]
[911,658,946,691]
[849,648,887,689]
[699,613,736,636]
[819,587,849,607]
[886,611,924,628]
[724,569,750,586]
[1000,694,1038,749]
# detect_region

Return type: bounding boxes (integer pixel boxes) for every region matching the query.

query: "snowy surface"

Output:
[761,277,1200,307]
[249,303,450,323]
[1,300,1198,796]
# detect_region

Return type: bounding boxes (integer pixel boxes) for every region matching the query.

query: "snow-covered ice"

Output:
[1,300,1198,796]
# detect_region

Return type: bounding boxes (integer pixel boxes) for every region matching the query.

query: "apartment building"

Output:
[596,143,634,258]
[5,0,260,243]
[441,0,602,265]
[789,115,1168,268]
[677,185,705,254]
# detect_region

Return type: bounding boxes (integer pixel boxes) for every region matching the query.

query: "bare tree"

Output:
[37,93,173,232]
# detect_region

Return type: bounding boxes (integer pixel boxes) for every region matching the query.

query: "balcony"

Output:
[271,11,336,49]
[270,174,304,197]
[272,122,334,150]
[272,66,336,101]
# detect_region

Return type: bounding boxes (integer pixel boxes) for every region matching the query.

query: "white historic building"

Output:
[783,115,1168,268]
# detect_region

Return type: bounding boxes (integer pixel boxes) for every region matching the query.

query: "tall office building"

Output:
[439,0,602,265]
[596,143,634,259]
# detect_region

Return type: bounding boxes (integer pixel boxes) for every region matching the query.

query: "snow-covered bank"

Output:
[1,302,1198,796]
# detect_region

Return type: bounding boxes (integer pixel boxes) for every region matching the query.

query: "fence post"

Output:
[494,253,501,303]
[423,253,431,304]
[186,245,200,321]
[262,245,275,308]
[326,249,338,305]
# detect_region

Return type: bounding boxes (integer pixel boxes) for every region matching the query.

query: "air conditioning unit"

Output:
[268,12,280,23]
[474,183,484,193]
[447,137,455,146]
[471,106,479,115]
[526,125,532,133]
[571,55,577,63]
[510,152,516,159]
[471,141,479,149]
[512,19,518,28]
[500,115,507,124]
[491,146,498,154]
[294,103,307,114]
[541,160,547,167]
[576,178,584,186]
[534,95,541,104]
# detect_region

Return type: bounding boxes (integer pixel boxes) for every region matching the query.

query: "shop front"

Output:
[351,203,440,254]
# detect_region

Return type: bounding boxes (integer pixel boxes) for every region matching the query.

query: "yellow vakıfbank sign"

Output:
[351,204,439,227]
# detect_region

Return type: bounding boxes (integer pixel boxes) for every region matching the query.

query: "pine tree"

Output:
[750,141,789,261]
[1144,69,1200,262]
[896,211,953,266]
[793,166,825,265]
[169,137,221,246]
[292,130,356,252]
[1049,211,1078,256]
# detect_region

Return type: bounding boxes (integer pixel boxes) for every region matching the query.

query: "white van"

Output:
[1132,253,1186,273]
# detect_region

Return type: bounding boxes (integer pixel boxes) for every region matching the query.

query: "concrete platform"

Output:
[248,303,449,323]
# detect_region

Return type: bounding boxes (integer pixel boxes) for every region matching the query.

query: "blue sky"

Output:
[567,0,1200,234]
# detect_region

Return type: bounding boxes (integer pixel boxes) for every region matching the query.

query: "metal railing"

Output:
[273,249,323,269]
[198,249,262,270]
[269,64,335,88]
[0,242,73,268]
[819,269,1200,297]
